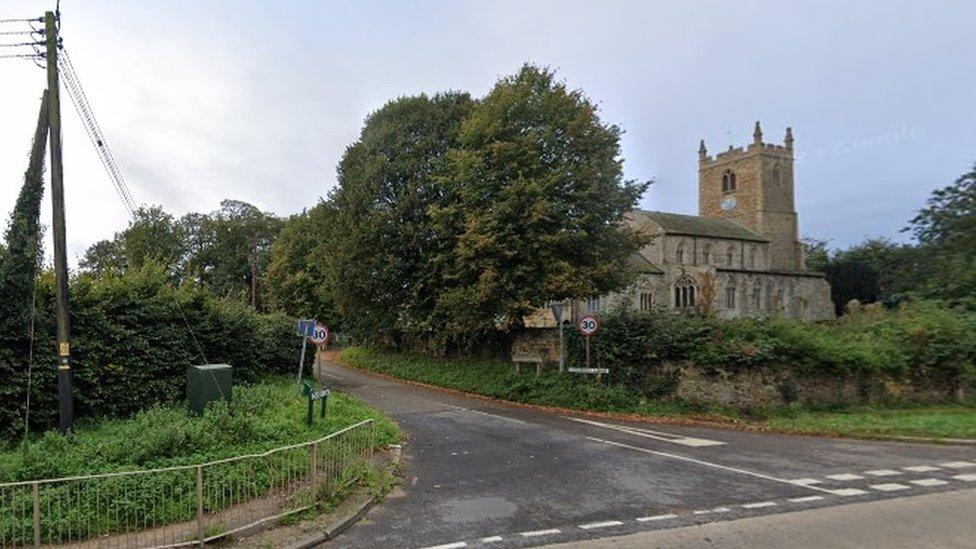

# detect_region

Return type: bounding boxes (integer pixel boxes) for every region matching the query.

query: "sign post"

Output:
[549,302,565,372]
[296,319,317,387]
[569,315,607,375]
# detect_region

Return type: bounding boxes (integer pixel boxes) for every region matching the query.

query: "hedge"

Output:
[0,266,305,441]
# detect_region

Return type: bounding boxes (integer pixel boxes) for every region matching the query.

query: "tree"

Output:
[328,92,476,343]
[80,206,184,278]
[431,65,649,345]
[183,200,283,309]
[908,163,976,257]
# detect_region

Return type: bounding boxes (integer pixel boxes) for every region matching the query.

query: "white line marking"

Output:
[636,513,678,522]
[826,473,863,481]
[447,406,528,425]
[424,543,467,549]
[788,496,825,503]
[789,478,822,486]
[585,436,834,493]
[904,465,940,473]
[579,520,624,530]
[871,483,910,492]
[865,469,901,477]
[953,474,976,482]
[742,501,778,509]
[565,416,725,446]
[911,478,948,486]
[694,507,730,515]
[480,536,503,543]
[829,488,868,496]
[520,529,561,537]
[941,461,976,469]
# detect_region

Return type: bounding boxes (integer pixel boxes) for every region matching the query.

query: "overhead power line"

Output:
[58,46,138,217]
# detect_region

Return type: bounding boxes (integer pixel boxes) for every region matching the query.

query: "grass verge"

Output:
[337,346,976,441]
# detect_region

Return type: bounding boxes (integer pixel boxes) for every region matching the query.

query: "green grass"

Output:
[0,377,400,544]
[339,346,976,440]
[766,406,976,439]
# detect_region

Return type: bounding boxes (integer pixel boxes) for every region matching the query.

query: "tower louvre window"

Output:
[721,169,737,193]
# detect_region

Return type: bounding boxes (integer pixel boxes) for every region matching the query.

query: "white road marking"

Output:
[424,543,466,549]
[789,478,822,486]
[693,507,731,515]
[579,520,624,530]
[865,469,901,477]
[520,529,562,537]
[829,488,868,496]
[910,478,948,487]
[585,436,835,493]
[636,513,678,522]
[447,406,528,425]
[566,417,726,447]
[953,474,976,482]
[788,496,825,503]
[480,536,503,543]
[826,473,863,481]
[871,483,910,492]
[904,465,940,473]
[742,501,778,509]
[941,461,976,469]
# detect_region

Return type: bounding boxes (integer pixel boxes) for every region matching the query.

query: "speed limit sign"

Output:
[577,315,600,336]
[309,323,330,346]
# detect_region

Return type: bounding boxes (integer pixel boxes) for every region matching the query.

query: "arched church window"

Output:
[675,243,685,263]
[726,246,736,267]
[702,243,712,264]
[725,282,737,309]
[751,283,761,310]
[722,170,737,193]
[673,276,697,309]
[749,247,757,269]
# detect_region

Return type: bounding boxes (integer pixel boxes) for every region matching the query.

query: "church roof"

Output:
[633,210,768,242]
[628,252,664,274]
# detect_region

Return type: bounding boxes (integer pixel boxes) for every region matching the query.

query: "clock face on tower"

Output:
[721,197,737,211]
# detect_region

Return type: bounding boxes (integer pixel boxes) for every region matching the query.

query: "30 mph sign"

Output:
[577,315,600,336]
[309,323,330,345]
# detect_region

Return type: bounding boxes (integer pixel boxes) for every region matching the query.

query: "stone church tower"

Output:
[697,122,804,270]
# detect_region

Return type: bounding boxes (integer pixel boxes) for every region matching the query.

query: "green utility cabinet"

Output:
[186,364,232,414]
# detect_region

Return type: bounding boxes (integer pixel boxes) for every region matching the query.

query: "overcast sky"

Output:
[1,0,974,266]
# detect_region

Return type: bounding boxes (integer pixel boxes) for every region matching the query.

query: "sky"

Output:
[1,0,974,266]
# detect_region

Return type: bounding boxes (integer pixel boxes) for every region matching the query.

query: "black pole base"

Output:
[57,366,73,434]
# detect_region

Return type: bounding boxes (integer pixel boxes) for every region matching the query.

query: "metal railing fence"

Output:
[0,419,375,547]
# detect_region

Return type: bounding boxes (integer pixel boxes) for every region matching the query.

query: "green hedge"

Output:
[0,266,307,440]
[566,301,976,396]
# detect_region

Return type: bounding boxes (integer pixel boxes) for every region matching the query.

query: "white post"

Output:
[558,309,565,372]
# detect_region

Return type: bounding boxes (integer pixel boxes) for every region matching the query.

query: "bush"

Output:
[565,302,976,398]
[1,266,309,440]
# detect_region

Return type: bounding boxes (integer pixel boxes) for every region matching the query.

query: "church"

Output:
[573,122,834,322]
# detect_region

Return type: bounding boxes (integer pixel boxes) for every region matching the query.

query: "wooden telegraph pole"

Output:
[45,11,74,434]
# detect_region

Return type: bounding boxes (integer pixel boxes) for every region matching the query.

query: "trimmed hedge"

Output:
[1,266,306,440]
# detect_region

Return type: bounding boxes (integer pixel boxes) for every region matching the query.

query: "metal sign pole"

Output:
[585,335,591,369]
[297,337,308,386]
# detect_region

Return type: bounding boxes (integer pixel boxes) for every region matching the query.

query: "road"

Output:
[317,359,976,549]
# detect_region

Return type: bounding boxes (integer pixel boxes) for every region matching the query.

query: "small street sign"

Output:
[568,367,609,374]
[309,323,330,345]
[296,318,317,337]
[309,388,330,400]
[577,315,600,336]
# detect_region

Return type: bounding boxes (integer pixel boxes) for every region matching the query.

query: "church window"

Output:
[726,246,736,267]
[587,296,601,312]
[673,276,697,309]
[721,170,737,193]
[749,247,757,269]
[640,292,654,311]
[725,284,737,309]
[675,243,685,263]
[702,244,712,264]
[751,283,761,310]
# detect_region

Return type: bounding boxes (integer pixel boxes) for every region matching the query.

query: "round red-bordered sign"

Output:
[309,323,330,346]
[577,315,600,336]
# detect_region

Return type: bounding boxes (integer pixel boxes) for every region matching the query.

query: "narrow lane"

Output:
[319,359,976,549]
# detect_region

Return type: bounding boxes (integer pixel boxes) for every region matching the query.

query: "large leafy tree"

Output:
[328,92,475,343]
[908,164,976,256]
[80,206,184,277]
[431,65,649,344]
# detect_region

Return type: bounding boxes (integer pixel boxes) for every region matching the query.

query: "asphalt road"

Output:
[317,359,976,549]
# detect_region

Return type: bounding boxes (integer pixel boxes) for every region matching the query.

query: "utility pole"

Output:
[45,10,73,434]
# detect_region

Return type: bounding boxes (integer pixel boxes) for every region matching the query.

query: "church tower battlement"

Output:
[697,122,804,271]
